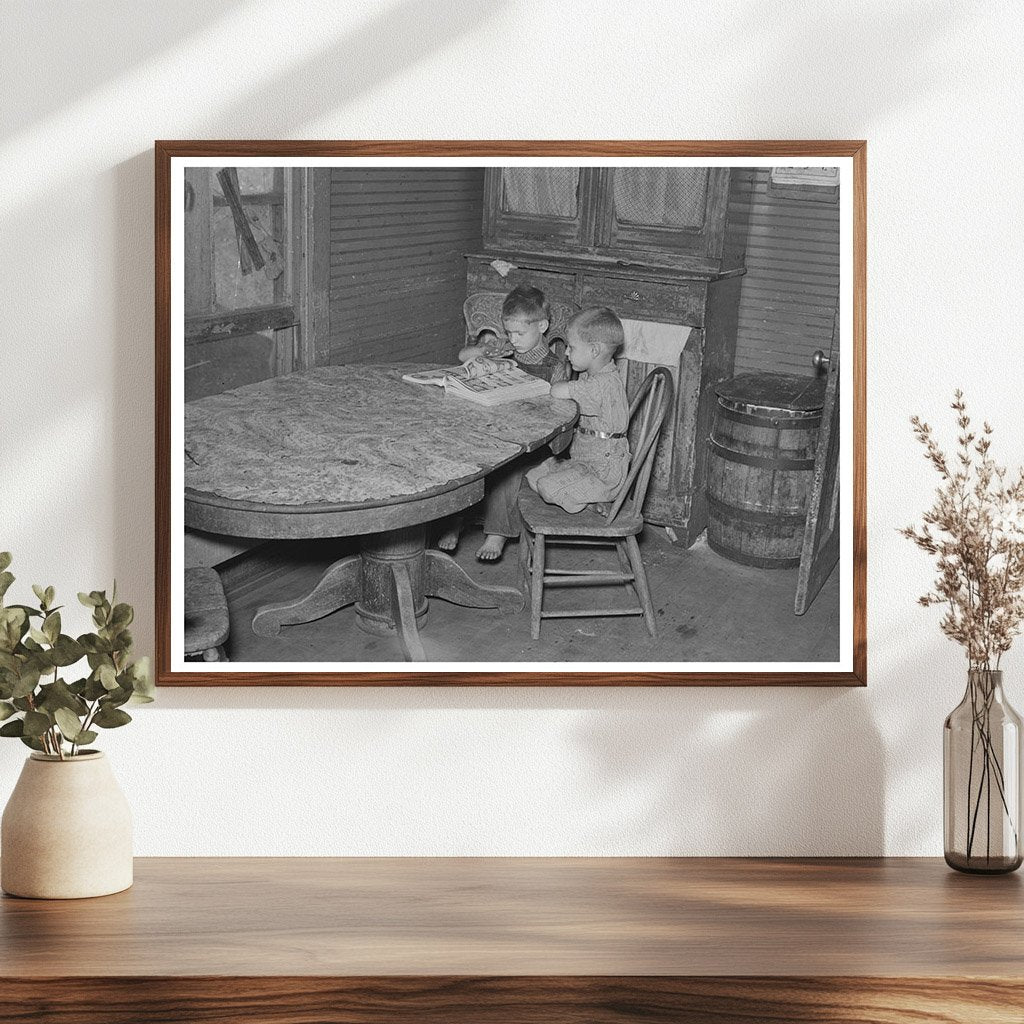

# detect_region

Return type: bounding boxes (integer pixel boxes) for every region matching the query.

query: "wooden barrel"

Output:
[706,372,825,569]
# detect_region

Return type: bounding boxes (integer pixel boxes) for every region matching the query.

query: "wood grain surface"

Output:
[2,857,1020,1023]
[1,976,1022,1024]
[185,365,576,507]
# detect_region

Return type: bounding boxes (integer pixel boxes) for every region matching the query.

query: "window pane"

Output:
[211,167,281,197]
[212,203,280,310]
[614,168,708,228]
[502,167,579,218]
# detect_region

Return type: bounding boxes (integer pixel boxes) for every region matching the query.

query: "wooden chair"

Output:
[184,566,230,662]
[462,291,575,349]
[517,367,674,639]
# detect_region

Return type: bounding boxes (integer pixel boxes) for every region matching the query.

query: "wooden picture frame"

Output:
[156,141,866,686]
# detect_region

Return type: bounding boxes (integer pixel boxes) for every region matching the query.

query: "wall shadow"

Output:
[198,0,500,138]
[570,686,885,855]
[0,1,246,139]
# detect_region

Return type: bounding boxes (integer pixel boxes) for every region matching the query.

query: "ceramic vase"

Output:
[944,669,1023,874]
[1,751,133,899]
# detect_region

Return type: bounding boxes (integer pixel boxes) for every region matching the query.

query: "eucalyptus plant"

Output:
[0,552,153,759]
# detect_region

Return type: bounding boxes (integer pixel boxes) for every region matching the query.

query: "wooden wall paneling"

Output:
[685,273,743,543]
[295,168,332,369]
[722,167,755,269]
[328,168,485,365]
[734,169,840,376]
[183,167,212,315]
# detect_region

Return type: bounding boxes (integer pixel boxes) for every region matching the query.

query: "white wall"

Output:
[1,0,1022,856]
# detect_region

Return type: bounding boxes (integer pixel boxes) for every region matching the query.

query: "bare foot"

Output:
[437,526,460,552]
[476,535,507,561]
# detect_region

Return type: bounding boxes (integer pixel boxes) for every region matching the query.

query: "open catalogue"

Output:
[401,363,550,407]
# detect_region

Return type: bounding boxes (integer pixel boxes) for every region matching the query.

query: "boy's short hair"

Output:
[566,306,625,356]
[501,285,550,323]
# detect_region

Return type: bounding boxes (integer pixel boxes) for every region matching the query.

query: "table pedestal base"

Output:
[252,526,525,662]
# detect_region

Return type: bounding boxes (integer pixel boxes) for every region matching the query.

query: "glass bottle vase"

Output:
[944,669,1023,873]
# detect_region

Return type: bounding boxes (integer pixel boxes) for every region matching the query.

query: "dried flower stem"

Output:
[903,391,1024,865]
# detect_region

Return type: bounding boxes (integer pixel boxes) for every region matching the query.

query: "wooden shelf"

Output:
[2,857,1022,1022]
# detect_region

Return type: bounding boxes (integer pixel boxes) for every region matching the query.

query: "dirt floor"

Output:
[217,524,841,665]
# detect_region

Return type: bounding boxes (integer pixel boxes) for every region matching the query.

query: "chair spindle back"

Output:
[605,366,673,524]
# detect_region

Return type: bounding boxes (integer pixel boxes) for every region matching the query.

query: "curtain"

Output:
[502,167,579,218]
[613,168,708,227]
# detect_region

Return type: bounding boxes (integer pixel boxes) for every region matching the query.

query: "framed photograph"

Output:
[156,141,865,686]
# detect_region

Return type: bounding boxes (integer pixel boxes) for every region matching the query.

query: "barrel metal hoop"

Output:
[706,534,802,570]
[706,493,808,526]
[707,438,816,472]
[716,402,822,430]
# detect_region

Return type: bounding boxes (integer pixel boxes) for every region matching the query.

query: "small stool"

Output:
[184,567,230,662]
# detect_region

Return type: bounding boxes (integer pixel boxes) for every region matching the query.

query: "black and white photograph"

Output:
[161,148,862,682]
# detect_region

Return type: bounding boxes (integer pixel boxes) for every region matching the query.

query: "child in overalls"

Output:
[526,307,629,513]
[438,285,571,561]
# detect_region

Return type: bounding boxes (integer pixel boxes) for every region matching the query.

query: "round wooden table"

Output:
[184,364,577,661]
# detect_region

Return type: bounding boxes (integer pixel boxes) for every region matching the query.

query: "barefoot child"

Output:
[526,307,629,513]
[438,285,570,561]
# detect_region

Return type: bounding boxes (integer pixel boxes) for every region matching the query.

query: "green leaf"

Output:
[1,608,26,626]
[0,651,19,674]
[44,586,55,608]
[54,707,85,741]
[19,734,45,752]
[118,628,134,651]
[50,635,85,667]
[42,611,60,644]
[22,710,51,738]
[32,584,48,608]
[0,552,11,573]
[75,730,98,746]
[0,700,15,721]
[0,571,14,602]
[83,675,107,701]
[98,664,118,690]
[93,705,132,729]
[0,718,24,737]
[110,603,134,629]
[11,665,41,699]
[104,685,132,708]
[0,606,27,651]
[8,604,42,619]
[78,592,100,608]
[81,635,112,656]
[128,657,154,700]
[27,627,49,647]
[36,679,88,717]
